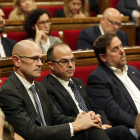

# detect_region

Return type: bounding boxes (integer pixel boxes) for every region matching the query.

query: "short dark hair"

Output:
[93,33,119,63]
[24,9,51,39]
[47,43,70,62]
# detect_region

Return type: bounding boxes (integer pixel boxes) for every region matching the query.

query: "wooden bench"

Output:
[3,17,135,46]
[0,46,140,78]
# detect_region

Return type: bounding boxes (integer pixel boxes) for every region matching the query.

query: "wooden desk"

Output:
[3,17,135,46]
[0,46,140,78]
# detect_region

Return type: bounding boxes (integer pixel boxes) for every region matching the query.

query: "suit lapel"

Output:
[10,72,41,125]
[127,67,140,91]
[101,64,138,114]
[94,26,102,38]
[48,75,79,115]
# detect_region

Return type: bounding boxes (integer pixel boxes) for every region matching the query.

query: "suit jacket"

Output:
[77,26,129,50]
[54,9,66,18]
[40,74,109,124]
[0,72,74,140]
[1,37,16,57]
[117,0,139,20]
[87,63,139,128]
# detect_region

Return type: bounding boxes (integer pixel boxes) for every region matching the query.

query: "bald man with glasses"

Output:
[77,8,129,50]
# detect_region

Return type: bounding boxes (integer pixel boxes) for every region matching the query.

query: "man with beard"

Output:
[0,5,16,57]
[77,8,128,50]
[87,33,140,139]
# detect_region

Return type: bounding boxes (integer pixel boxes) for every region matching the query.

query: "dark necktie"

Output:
[29,85,47,126]
[68,81,89,113]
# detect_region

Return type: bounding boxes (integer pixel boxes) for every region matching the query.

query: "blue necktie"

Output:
[68,81,89,113]
[29,85,47,126]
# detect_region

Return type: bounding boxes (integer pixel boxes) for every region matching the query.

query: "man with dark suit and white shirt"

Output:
[0,5,16,57]
[117,0,140,20]
[87,33,140,139]
[0,40,114,140]
[117,0,140,41]
[40,42,137,140]
[77,8,128,50]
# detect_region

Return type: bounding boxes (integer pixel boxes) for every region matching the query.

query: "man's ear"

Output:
[12,55,20,68]
[100,17,105,23]
[99,54,107,63]
[48,61,54,71]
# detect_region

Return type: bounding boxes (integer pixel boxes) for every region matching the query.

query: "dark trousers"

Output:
[72,127,110,140]
[72,125,137,140]
[105,125,137,140]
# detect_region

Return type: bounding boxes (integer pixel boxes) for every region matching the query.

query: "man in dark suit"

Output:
[77,8,128,50]
[117,0,139,20]
[0,5,16,57]
[87,33,140,138]
[0,40,113,140]
[116,0,140,42]
[40,42,137,140]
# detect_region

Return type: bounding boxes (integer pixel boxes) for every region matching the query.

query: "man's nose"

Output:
[68,60,73,67]
[120,47,124,54]
[37,59,43,66]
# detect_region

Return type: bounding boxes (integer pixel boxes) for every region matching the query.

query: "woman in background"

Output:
[54,0,89,18]
[24,9,62,53]
[8,0,36,20]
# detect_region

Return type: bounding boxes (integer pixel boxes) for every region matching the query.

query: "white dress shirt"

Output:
[109,65,140,113]
[0,36,6,57]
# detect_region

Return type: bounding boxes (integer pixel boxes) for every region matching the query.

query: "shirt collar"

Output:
[108,65,128,74]
[50,73,72,87]
[99,24,105,35]
[14,71,34,90]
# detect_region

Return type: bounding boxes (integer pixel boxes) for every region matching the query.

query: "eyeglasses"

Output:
[105,17,122,28]
[51,58,76,66]
[17,55,46,63]
[37,20,51,26]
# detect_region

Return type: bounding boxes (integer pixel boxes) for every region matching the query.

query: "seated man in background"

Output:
[0,5,16,57]
[0,40,113,140]
[117,0,139,21]
[116,0,140,42]
[87,33,140,139]
[77,8,128,50]
[40,42,136,140]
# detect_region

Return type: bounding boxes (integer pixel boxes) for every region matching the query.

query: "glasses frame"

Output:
[37,20,51,26]
[51,58,77,66]
[17,55,46,63]
[105,17,122,28]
